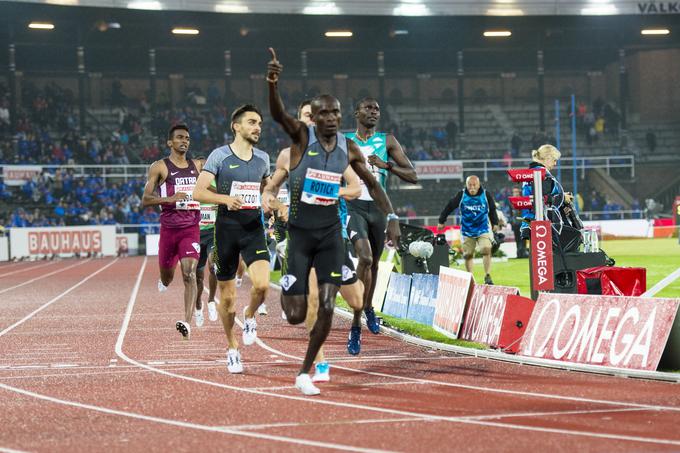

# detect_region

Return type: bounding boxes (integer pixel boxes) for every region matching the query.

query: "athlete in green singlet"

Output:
[346,98,417,352]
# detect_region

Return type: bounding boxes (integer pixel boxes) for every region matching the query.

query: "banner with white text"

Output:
[10,225,117,258]
[432,267,474,338]
[459,284,520,346]
[413,160,464,180]
[519,293,679,371]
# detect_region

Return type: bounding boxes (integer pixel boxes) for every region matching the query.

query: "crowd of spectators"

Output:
[0,169,159,233]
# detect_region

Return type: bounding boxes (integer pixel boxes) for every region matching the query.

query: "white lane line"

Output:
[0,257,391,452]
[0,259,118,338]
[248,301,680,414]
[248,381,431,392]
[464,407,650,421]
[0,446,30,453]
[0,259,93,295]
[0,381,390,453]
[114,276,680,448]
[224,417,430,431]
[643,266,680,297]
[0,261,56,279]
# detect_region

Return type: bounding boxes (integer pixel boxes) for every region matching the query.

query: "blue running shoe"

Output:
[312,361,330,382]
[347,326,361,355]
[364,307,380,334]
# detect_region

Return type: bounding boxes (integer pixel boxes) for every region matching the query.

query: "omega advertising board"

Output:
[519,293,679,371]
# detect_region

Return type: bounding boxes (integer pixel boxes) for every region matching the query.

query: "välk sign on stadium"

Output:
[519,293,679,371]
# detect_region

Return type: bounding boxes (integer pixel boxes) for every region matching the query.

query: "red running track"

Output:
[1,256,679,452]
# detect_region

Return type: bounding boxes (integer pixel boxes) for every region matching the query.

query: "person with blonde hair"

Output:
[519,144,574,240]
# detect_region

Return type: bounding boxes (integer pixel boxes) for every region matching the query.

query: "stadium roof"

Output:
[0,0,669,16]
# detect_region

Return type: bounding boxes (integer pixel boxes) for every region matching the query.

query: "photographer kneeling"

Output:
[438,175,499,285]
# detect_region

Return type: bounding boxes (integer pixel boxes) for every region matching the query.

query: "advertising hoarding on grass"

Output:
[406,273,439,326]
[459,284,520,346]
[382,272,412,319]
[432,267,474,338]
[519,293,679,371]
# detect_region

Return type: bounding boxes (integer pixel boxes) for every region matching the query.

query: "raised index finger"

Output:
[268,47,278,61]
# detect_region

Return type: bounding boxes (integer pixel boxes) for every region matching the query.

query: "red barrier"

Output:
[519,293,679,371]
[507,168,545,182]
[576,266,646,297]
[531,220,554,291]
[497,295,536,354]
[460,284,519,346]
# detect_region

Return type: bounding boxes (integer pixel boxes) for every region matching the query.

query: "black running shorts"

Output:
[281,223,344,295]
[213,222,268,281]
[197,228,215,271]
[347,199,386,260]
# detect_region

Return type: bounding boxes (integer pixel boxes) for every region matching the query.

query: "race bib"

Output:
[174,183,200,210]
[199,205,217,226]
[230,181,261,210]
[301,168,341,206]
[176,200,200,210]
[277,188,290,206]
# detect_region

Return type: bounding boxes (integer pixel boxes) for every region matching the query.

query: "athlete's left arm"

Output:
[339,166,361,200]
[348,141,400,245]
[367,135,418,184]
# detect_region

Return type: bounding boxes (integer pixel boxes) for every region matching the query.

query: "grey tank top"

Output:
[288,125,349,229]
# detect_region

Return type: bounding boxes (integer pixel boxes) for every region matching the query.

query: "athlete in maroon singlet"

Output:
[142,124,203,340]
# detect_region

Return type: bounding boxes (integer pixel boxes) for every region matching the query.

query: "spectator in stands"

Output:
[438,175,499,285]
[646,128,657,153]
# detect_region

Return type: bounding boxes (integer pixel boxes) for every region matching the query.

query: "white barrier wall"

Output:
[582,219,652,238]
[146,234,160,256]
[116,234,139,255]
[0,237,8,261]
[9,226,117,259]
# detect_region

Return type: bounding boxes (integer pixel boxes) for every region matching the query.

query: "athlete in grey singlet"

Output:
[266,47,401,396]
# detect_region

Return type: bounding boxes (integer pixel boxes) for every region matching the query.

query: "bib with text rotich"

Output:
[301,168,341,206]
[174,183,200,210]
[230,181,261,210]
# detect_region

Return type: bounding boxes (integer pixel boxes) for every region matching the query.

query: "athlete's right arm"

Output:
[142,161,186,207]
[267,48,306,163]
[193,171,243,210]
[437,191,463,228]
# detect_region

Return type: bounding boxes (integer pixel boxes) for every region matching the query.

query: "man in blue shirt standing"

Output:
[438,175,499,285]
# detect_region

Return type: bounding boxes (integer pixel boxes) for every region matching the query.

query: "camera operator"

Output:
[438,175,499,285]
[520,145,582,246]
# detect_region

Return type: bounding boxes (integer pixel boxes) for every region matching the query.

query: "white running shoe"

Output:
[158,280,168,292]
[226,349,243,374]
[242,307,257,346]
[281,310,287,321]
[194,308,204,327]
[175,320,190,340]
[235,277,243,288]
[207,301,218,322]
[257,304,268,316]
[312,362,330,383]
[295,373,320,396]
